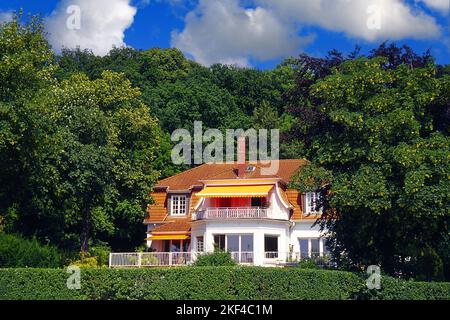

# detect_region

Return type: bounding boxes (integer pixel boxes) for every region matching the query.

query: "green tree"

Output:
[44,71,160,252]
[0,15,56,235]
[291,57,449,280]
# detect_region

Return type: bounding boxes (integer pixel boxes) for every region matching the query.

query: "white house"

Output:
[106,157,331,268]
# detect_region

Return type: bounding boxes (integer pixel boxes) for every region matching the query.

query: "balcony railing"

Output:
[230,251,254,264]
[109,252,196,267]
[194,207,269,220]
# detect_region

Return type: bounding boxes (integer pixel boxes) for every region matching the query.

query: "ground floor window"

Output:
[196,236,204,252]
[162,239,190,252]
[213,234,254,263]
[214,234,226,251]
[264,235,279,259]
[299,238,329,258]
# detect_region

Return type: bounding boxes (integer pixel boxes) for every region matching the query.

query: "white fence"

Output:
[109,252,196,267]
[109,251,333,268]
[195,207,269,220]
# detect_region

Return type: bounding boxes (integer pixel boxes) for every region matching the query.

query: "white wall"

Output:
[191,220,290,266]
[289,220,327,254]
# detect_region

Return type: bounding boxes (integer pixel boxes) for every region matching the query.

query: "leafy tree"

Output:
[252,100,279,129]
[0,17,161,252]
[282,43,434,158]
[42,71,160,252]
[290,57,449,280]
[0,15,56,235]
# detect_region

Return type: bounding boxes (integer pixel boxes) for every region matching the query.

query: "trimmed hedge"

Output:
[0,233,62,268]
[0,267,449,300]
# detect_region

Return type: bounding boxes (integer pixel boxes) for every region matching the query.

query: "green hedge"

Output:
[0,267,449,300]
[0,233,62,268]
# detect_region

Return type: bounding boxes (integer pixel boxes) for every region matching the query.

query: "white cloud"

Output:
[46,0,137,56]
[171,0,313,66]
[257,0,442,42]
[0,11,13,24]
[172,0,443,66]
[419,0,450,12]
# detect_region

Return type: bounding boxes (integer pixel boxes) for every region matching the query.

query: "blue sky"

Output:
[1,0,449,69]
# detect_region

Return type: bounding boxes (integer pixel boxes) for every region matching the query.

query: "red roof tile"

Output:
[155,159,307,190]
[150,220,191,234]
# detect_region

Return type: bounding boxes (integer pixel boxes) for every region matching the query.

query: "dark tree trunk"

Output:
[80,206,91,253]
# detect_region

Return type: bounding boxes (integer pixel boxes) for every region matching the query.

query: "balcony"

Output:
[193,207,269,220]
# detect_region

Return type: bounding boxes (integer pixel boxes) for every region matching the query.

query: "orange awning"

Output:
[196,185,273,198]
[147,234,190,241]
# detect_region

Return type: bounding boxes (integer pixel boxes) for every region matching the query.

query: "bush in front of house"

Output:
[0,233,62,268]
[192,251,237,266]
[0,267,449,300]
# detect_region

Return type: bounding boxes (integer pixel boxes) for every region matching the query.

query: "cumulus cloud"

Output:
[419,0,450,12]
[171,0,314,67]
[172,0,443,66]
[257,0,442,42]
[46,0,137,56]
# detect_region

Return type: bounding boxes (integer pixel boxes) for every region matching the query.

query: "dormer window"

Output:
[170,195,187,216]
[305,192,322,215]
[246,165,256,172]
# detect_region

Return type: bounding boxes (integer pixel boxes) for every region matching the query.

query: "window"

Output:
[305,192,322,215]
[171,195,187,215]
[196,236,204,252]
[214,234,226,251]
[251,197,262,207]
[299,239,309,258]
[227,234,253,263]
[299,238,326,258]
[170,240,181,252]
[311,239,320,258]
[264,235,279,259]
[214,234,254,263]
[163,240,170,252]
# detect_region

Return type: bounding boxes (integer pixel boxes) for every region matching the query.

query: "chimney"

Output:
[237,136,246,178]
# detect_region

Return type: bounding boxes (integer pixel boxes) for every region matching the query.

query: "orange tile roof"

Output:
[149,220,191,234]
[155,159,307,190]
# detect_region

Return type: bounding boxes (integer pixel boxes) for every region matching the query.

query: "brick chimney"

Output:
[237,136,246,178]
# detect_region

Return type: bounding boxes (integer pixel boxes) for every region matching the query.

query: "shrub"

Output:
[297,259,319,269]
[70,255,101,268]
[0,267,448,300]
[0,233,62,268]
[88,244,111,267]
[193,251,236,266]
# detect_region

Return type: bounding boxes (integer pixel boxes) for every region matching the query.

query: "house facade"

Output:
[142,159,329,267]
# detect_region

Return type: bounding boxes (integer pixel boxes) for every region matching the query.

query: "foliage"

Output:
[290,56,450,280]
[297,259,319,269]
[0,17,161,253]
[0,233,62,268]
[70,255,101,269]
[193,251,237,267]
[0,267,449,300]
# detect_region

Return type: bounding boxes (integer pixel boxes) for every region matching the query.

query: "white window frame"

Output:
[170,195,188,216]
[299,237,327,257]
[305,192,322,215]
[196,236,204,252]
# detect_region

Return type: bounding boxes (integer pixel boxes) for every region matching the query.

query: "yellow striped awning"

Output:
[146,234,190,241]
[196,185,273,198]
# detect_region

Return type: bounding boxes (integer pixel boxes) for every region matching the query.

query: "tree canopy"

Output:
[0,15,448,280]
